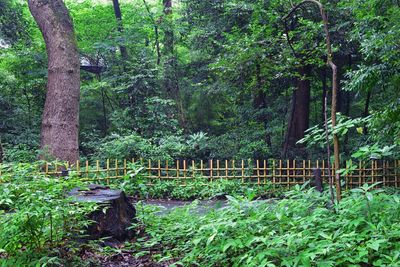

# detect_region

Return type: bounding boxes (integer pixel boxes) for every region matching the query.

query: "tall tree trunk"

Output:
[112,0,128,60]
[163,0,186,130]
[28,0,80,163]
[283,65,311,156]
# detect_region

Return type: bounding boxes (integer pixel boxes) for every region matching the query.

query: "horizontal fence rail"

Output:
[0,159,399,188]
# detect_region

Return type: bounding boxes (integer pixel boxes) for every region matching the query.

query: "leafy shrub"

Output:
[137,185,400,266]
[0,162,97,266]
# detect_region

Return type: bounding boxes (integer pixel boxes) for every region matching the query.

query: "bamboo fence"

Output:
[1,159,398,189]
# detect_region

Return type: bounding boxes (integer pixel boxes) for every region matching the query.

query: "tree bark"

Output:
[28,0,80,163]
[283,65,311,156]
[112,0,128,60]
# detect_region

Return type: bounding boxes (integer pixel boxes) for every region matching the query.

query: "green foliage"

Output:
[137,186,400,266]
[0,162,97,266]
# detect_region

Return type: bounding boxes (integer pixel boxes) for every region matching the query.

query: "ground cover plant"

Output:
[0,162,98,266]
[115,165,286,201]
[135,184,400,266]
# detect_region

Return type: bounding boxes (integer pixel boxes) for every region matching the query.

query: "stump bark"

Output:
[69,184,136,240]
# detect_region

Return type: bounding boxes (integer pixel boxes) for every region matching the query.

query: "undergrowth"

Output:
[136,184,400,266]
[112,163,286,200]
[0,162,97,266]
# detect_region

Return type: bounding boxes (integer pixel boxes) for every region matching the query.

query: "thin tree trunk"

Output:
[162,0,186,130]
[284,0,341,201]
[28,0,80,163]
[143,0,161,65]
[112,0,128,60]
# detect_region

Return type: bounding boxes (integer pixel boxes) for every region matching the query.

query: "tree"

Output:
[162,0,186,130]
[28,0,80,163]
[112,0,128,60]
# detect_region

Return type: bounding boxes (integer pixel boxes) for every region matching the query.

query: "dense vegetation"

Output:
[0,0,398,162]
[0,0,399,266]
[137,185,400,266]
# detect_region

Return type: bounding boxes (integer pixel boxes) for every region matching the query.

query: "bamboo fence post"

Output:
[358,161,362,188]
[256,160,260,185]
[166,160,169,178]
[96,160,100,180]
[279,160,283,186]
[176,160,180,179]
[200,160,203,177]
[106,159,109,185]
[183,160,187,185]
[371,160,375,185]
[225,160,228,180]
[158,160,161,180]
[273,160,276,185]
[263,160,267,185]
[123,159,127,176]
[303,160,306,184]
[238,160,242,183]
[192,160,195,178]
[287,159,290,187]
[85,160,89,179]
[382,160,386,187]
[115,159,119,179]
[308,160,311,183]
[316,160,319,182]
[210,159,214,182]
[216,160,220,180]
[45,162,49,175]
[148,159,151,177]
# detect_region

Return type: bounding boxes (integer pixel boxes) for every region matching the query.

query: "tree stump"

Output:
[69,184,136,240]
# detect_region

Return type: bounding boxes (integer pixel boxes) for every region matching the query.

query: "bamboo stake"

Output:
[115,159,119,178]
[210,159,213,182]
[225,160,228,180]
[216,160,220,179]
[200,160,203,177]
[96,160,100,180]
[148,159,151,177]
[106,159,110,185]
[263,160,267,185]
[124,159,127,176]
[273,160,276,184]
[176,160,180,179]
[166,160,169,178]
[192,160,195,178]
[256,160,260,185]
[158,160,161,180]
[183,160,187,185]
[287,160,290,187]
[85,160,89,179]
[358,161,362,188]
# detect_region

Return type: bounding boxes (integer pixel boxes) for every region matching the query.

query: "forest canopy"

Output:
[0,0,399,162]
